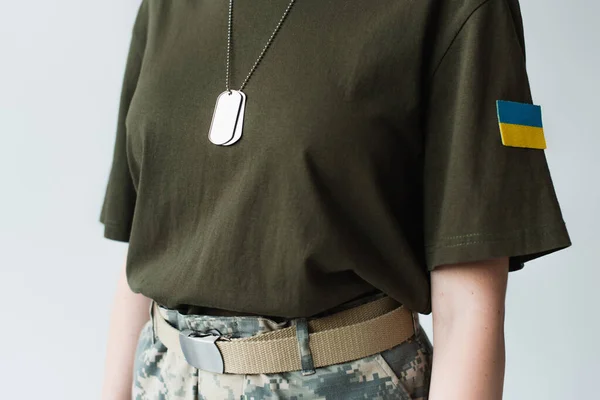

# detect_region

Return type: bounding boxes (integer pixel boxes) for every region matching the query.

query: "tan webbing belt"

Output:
[151,295,415,374]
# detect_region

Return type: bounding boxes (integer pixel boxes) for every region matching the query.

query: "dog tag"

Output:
[221,90,246,146]
[208,90,246,145]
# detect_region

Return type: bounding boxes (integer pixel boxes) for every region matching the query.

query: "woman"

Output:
[99,0,571,399]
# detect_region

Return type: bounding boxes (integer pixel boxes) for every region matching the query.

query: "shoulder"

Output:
[421,0,527,77]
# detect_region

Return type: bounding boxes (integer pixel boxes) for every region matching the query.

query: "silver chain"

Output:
[226,0,297,93]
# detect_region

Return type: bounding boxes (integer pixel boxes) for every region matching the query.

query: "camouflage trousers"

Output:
[131,291,433,400]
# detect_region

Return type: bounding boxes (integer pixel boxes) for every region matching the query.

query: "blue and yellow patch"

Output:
[496,100,546,149]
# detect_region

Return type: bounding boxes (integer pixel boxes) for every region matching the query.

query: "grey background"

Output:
[0,0,597,398]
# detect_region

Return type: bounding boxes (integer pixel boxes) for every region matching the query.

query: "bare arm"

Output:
[428,256,509,400]
[101,254,152,400]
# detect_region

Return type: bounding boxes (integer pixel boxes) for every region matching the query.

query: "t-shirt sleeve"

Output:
[422,0,572,272]
[99,0,149,242]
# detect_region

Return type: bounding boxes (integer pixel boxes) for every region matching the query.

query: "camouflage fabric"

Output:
[131,292,433,399]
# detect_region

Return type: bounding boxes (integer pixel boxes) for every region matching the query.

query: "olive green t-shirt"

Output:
[99,0,572,317]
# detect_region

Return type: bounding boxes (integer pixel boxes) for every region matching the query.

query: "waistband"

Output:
[150,291,420,375]
[153,290,415,339]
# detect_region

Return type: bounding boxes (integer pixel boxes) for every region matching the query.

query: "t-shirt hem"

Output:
[425,223,572,272]
[100,219,131,243]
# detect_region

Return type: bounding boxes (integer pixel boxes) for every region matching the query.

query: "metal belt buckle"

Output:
[179,329,225,373]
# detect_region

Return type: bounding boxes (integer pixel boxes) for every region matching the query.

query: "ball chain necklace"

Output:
[208,0,298,146]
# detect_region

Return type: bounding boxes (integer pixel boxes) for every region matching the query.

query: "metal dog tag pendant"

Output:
[208,90,246,146]
[221,90,246,146]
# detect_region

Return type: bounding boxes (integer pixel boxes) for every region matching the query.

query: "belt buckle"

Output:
[179,329,225,373]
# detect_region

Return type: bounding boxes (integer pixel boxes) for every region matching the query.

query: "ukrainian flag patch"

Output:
[496,100,546,149]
